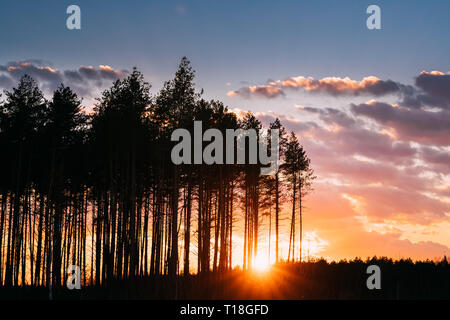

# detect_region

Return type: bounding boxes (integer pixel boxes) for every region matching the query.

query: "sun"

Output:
[252,254,271,272]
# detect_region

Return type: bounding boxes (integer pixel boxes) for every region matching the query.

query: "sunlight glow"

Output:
[252,254,271,272]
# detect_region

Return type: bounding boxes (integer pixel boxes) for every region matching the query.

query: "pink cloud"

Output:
[227,85,285,99]
[351,100,450,146]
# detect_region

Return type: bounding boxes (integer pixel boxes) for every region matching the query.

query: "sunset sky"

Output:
[1,0,449,262]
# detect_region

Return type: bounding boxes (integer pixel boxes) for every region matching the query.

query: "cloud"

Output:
[295,105,357,128]
[396,71,450,111]
[0,60,129,99]
[295,106,417,163]
[228,70,450,113]
[419,146,450,174]
[227,85,285,99]
[304,140,449,225]
[256,111,318,134]
[351,100,450,146]
[415,71,450,101]
[280,75,401,96]
[254,105,449,245]
[5,61,62,87]
[227,75,402,99]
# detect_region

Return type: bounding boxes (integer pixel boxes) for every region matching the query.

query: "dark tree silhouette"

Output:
[0,58,315,291]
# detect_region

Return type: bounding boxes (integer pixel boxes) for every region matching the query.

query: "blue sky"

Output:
[1,0,449,96]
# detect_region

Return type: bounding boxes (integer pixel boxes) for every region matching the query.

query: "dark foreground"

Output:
[1,258,449,300]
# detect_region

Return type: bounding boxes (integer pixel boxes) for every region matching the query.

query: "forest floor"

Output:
[1,258,449,300]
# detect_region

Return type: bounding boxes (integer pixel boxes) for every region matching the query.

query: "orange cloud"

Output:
[281,75,400,96]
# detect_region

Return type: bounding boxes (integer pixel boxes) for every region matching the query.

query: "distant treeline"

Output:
[0,57,314,288]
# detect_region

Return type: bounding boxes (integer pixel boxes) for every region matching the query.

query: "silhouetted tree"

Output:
[0,59,315,289]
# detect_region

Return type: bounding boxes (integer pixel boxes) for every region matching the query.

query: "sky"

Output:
[1,0,449,261]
